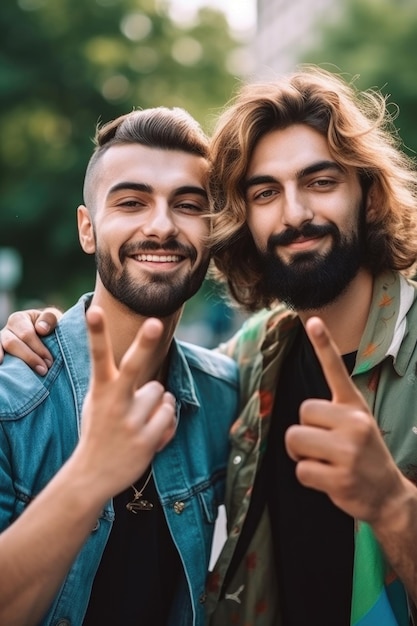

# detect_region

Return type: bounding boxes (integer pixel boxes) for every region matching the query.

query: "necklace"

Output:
[126,469,154,513]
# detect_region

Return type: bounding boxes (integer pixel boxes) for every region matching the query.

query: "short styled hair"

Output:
[209,66,417,311]
[83,107,209,210]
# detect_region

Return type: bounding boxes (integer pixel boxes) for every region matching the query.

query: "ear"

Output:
[78,205,96,254]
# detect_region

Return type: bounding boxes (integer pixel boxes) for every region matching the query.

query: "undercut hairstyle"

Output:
[209,65,417,311]
[83,107,209,211]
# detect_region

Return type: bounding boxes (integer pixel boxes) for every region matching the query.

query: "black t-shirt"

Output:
[266,326,355,626]
[83,470,182,626]
[225,326,356,625]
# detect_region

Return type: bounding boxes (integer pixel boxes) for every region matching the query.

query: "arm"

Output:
[285,317,417,608]
[0,306,176,626]
[0,307,61,373]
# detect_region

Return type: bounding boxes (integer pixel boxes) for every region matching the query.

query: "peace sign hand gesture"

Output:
[77,305,176,504]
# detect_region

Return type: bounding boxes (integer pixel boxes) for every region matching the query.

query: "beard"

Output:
[258,208,366,311]
[95,239,210,318]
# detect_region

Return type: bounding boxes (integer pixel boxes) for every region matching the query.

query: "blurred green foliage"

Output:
[299,0,417,156]
[0,0,245,308]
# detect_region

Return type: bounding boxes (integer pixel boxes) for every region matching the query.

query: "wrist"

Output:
[371,474,417,539]
[57,447,112,514]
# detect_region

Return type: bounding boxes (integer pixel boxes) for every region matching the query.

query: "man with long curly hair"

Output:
[206,67,417,626]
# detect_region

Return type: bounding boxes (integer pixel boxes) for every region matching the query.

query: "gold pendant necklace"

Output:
[126,470,154,513]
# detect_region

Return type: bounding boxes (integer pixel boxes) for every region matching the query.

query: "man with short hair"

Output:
[0,106,239,626]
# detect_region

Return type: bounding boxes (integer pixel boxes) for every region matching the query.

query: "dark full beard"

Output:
[259,214,365,311]
[95,240,210,318]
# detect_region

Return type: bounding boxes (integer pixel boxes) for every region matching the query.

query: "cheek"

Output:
[339,202,362,237]
[98,216,133,245]
[94,223,127,262]
[247,210,276,250]
[185,219,210,255]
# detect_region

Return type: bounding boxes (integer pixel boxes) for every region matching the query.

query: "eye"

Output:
[175,200,208,214]
[259,189,276,198]
[116,197,147,210]
[309,177,339,190]
[250,188,279,202]
[314,179,331,186]
[120,200,141,207]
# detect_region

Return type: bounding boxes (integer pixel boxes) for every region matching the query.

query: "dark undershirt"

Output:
[225,326,356,625]
[265,326,356,625]
[82,470,182,626]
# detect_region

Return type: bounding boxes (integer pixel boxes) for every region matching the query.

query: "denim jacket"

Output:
[0,294,239,626]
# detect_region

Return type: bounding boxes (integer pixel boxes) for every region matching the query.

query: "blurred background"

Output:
[1,0,416,346]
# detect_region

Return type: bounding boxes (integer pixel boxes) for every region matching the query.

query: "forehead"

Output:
[96,143,209,194]
[248,124,333,177]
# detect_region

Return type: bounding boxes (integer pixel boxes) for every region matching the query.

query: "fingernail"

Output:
[45,359,52,368]
[38,321,50,331]
[35,364,48,376]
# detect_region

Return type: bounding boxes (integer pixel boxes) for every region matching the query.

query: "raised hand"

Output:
[285,316,409,525]
[0,306,176,625]
[0,307,61,373]
[75,305,176,501]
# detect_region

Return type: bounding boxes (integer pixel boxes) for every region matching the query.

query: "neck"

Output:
[89,288,183,385]
[297,268,373,355]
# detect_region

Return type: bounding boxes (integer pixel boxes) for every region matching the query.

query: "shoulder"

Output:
[0,347,62,419]
[218,305,297,362]
[0,296,90,421]
[178,341,239,387]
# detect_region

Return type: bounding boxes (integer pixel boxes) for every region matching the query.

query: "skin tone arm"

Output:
[285,317,417,608]
[0,305,176,626]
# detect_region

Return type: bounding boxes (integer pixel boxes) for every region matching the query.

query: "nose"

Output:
[141,203,179,240]
[281,187,313,229]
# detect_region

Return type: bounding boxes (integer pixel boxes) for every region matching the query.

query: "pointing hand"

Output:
[285,316,407,524]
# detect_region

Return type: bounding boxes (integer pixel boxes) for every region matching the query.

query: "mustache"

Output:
[267,222,339,248]
[120,239,197,263]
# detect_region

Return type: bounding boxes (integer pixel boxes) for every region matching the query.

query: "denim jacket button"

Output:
[173,501,185,514]
[92,519,100,531]
[233,455,242,465]
[55,620,71,625]
[199,592,207,604]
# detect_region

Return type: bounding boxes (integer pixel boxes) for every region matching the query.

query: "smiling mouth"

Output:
[285,235,322,247]
[133,253,184,263]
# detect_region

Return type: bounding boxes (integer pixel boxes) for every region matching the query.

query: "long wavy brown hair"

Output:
[209,66,417,311]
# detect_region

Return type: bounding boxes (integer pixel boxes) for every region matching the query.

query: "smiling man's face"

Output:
[244,124,366,310]
[78,143,211,317]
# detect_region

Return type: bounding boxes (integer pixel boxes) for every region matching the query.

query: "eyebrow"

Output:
[244,160,344,191]
[298,160,344,178]
[108,182,152,197]
[171,185,208,201]
[107,182,208,201]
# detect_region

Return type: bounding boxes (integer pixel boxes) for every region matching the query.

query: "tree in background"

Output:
[0,0,248,307]
[299,0,417,156]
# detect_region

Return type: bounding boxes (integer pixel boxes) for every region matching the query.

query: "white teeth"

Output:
[136,254,181,262]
